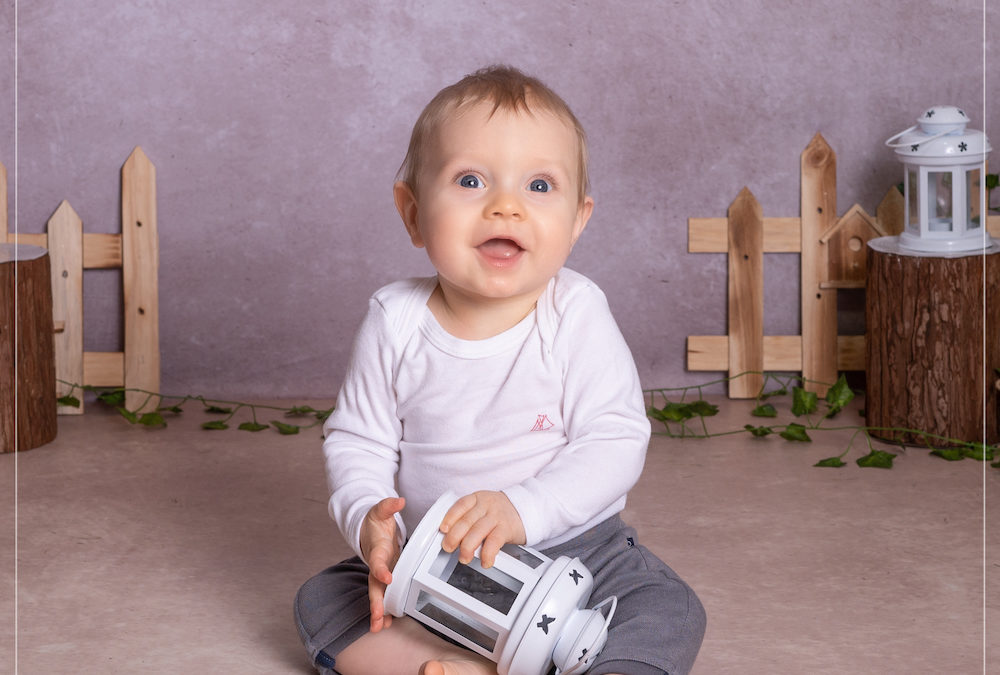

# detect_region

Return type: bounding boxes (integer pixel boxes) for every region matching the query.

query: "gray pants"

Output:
[294,515,706,675]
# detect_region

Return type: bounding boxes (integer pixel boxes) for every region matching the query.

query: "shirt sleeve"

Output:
[502,282,650,545]
[322,298,406,559]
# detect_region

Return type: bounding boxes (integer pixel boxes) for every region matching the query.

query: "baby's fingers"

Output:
[454,517,499,565]
[439,493,478,536]
[367,544,394,586]
[368,573,391,632]
[478,527,510,569]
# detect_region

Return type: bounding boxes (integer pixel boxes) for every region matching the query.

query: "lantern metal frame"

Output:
[886,106,992,253]
[384,491,616,675]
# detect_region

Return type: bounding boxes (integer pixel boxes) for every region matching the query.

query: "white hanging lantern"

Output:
[384,491,617,675]
[885,105,992,252]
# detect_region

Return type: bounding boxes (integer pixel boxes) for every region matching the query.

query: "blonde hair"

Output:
[398,65,590,203]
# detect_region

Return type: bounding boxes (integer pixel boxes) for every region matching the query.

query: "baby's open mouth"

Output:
[477,238,523,259]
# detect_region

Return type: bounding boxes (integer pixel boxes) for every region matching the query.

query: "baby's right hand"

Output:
[359,496,406,633]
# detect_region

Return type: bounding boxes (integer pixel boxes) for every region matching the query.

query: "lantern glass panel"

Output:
[431,549,523,614]
[967,168,982,229]
[500,544,545,569]
[907,167,919,228]
[415,590,499,652]
[928,171,953,232]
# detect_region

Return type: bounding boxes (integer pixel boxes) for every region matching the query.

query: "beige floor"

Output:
[2,395,997,674]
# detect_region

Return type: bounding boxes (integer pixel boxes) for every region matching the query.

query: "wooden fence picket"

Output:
[121,147,160,413]
[47,201,85,414]
[0,148,160,414]
[800,133,839,395]
[688,133,1000,399]
[726,188,764,398]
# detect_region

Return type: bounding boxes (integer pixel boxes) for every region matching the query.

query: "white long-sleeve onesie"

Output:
[323,267,651,559]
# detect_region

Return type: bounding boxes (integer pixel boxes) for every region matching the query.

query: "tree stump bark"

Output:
[1,244,58,452]
[866,245,999,446]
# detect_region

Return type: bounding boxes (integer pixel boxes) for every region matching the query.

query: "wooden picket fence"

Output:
[1,147,159,413]
[687,133,1000,398]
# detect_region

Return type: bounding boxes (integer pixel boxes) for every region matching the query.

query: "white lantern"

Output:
[885,105,992,252]
[384,491,617,675]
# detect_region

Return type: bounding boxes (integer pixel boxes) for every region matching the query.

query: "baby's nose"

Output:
[485,190,523,219]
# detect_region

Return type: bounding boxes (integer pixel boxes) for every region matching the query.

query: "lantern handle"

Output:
[884,125,952,149]
[556,595,618,675]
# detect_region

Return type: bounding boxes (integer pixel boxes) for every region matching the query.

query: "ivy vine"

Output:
[56,382,332,435]
[646,372,999,470]
[57,373,999,470]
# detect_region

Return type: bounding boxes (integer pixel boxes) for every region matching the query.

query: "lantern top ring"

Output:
[884,105,991,160]
[884,124,950,149]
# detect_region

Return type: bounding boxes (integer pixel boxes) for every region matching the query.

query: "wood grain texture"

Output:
[876,186,905,237]
[688,216,801,253]
[1,246,58,452]
[866,249,999,445]
[686,334,863,372]
[47,201,84,414]
[121,147,160,413]
[800,133,838,395]
[727,188,764,398]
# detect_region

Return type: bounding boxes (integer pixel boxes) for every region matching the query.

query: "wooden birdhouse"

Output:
[819,204,887,288]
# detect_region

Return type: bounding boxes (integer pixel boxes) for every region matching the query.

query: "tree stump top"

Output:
[1,242,49,263]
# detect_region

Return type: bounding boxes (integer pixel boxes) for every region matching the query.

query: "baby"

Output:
[295,65,705,675]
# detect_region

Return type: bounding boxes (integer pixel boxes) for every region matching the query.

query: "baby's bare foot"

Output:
[420,657,496,675]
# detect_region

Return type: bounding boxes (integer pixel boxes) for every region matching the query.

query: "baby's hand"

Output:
[359,496,406,633]
[439,491,526,569]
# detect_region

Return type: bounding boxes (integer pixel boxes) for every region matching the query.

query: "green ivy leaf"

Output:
[986,173,999,190]
[160,405,184,414]
[779,423,811,442]
[856,449,896,468]
[824,375,855,417]
[751,403,778,418]
[57,395,81,408]
[238,421,270,432]
[117,407,138,424]
[271,420,300,435]
[315,409,333,421]
[961,443,995,462]
[204,405,232,415]
[931,448,965,462]
[202,420,229,431]
[98,390,126,407]
[744,424,772,438]
[648,402,695,422]
[815,456,846,468]
[791,387,818,417]
[138,412,166,428]
[286,406,316,416]
[687,400,719,418]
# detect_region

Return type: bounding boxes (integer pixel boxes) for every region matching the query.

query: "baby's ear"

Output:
[393,181,424,248]
[571,195,594,247]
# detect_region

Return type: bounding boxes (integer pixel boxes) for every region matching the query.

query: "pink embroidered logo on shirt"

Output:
[530,414,554,431]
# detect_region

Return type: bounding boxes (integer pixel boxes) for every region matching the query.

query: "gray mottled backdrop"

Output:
[3,1,996,398]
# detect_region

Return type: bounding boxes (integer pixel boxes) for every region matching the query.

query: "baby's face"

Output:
[401,101,593,311]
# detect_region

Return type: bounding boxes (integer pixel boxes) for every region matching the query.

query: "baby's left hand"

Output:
[439,491,526,568]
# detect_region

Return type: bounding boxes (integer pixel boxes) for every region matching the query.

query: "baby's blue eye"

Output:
[459,174,482,189]
[529,179,551,193]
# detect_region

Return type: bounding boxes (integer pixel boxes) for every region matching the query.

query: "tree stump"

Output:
[1,244,58,452]
[866,244,999,446]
